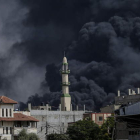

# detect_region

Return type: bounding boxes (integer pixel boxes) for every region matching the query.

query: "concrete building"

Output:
[29,56,86,140]
[115,102,140,140]
[29,108,85,139]
[101,88,140,115]
[29,103,51,111]
[0,96,38,140]
[100,104,121,113]
[115,88,140,105]
[83,113,112,126]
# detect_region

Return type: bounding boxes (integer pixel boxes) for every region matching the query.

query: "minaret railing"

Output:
[61,82,70,86]
[60,70,70,74]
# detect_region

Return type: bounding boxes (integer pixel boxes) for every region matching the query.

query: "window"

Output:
[6,109,8,117]
[6,127,8,134]
[10,127,12,134]
[27,121,29,126]
[31,122,35,128]
[10,109,12,117]
[99,116,103,121]
[132,131,134,135]
[3,127,4,134]
[2,109,4,117]
[14,121,21,127]
[135,131,137,135]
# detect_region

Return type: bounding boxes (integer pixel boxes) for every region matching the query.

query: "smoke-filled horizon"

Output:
[1,0,140,111]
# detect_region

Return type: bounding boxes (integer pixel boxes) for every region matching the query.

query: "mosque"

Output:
[28,55,86,140]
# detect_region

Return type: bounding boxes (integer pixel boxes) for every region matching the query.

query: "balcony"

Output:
[14,127,37,136]
[61,82,70,86]
[60,70,70,74]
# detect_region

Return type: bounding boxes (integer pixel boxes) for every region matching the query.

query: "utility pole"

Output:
[46,122,48,140]
[112,115,116,140]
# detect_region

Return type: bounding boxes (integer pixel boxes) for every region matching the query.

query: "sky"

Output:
[1,0,140,111]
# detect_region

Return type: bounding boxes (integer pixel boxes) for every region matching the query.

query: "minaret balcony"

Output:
[63,63,68,65]
[60,70,70,74]
[61,82,70,86]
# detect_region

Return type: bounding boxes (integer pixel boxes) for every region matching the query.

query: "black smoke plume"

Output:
[1,0,140,111]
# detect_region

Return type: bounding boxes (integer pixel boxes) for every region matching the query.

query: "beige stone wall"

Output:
[0,104,14,117]
[91,113,112,126]
[62,74,68,83]
[62,86,69,94]
[0,121,14,140]
[14,111,30,116]
[95,114,104,126]
[1,135,14,140]
[61,97,71,111]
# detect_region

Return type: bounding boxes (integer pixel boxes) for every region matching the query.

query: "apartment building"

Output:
[0,96,39,140]
[83,112,112,126]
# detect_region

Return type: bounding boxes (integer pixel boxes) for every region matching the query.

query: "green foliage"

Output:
[48,134,69,140]
[24,108,30,111]
[67,120,100,140]
[18,129,28,140]
[2,138,7,140]
[28,133,39,140]
[17,117,114,140]
[99,116,115,140]
[18,129,39,140]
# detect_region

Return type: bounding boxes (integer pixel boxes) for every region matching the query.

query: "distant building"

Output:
[115,101,140,140]
[115,88,140,105]
[0,96,38,140]
[100,104,120,113]
[83,112,112,126]
[101,88,140,115]
[30,102,51,110]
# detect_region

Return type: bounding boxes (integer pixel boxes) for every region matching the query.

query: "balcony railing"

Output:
[61,82,70,86]
[14,127,37,135]
[0,127,37,136]
[60,70,70,74]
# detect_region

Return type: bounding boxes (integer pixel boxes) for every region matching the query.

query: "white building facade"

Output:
[29,108,85,140]
[0,96,38,140]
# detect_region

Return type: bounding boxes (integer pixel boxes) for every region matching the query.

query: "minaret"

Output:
[60,54,71,111]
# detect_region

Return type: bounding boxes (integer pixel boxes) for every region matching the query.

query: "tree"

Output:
[99,116,115,140]
[66,120,100,140]
[18,129,39,140]
[2,138,7,140]
[18,129,28,140]
[47,134,69,140]
[28,133,39,140]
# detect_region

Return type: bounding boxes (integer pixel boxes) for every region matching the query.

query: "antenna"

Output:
[64,51,65,57]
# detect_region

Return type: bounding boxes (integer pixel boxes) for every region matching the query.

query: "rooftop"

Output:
[0,113,39,122]
[0,96,18,104]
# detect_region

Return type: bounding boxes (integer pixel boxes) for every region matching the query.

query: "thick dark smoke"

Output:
[1,0,140,111]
